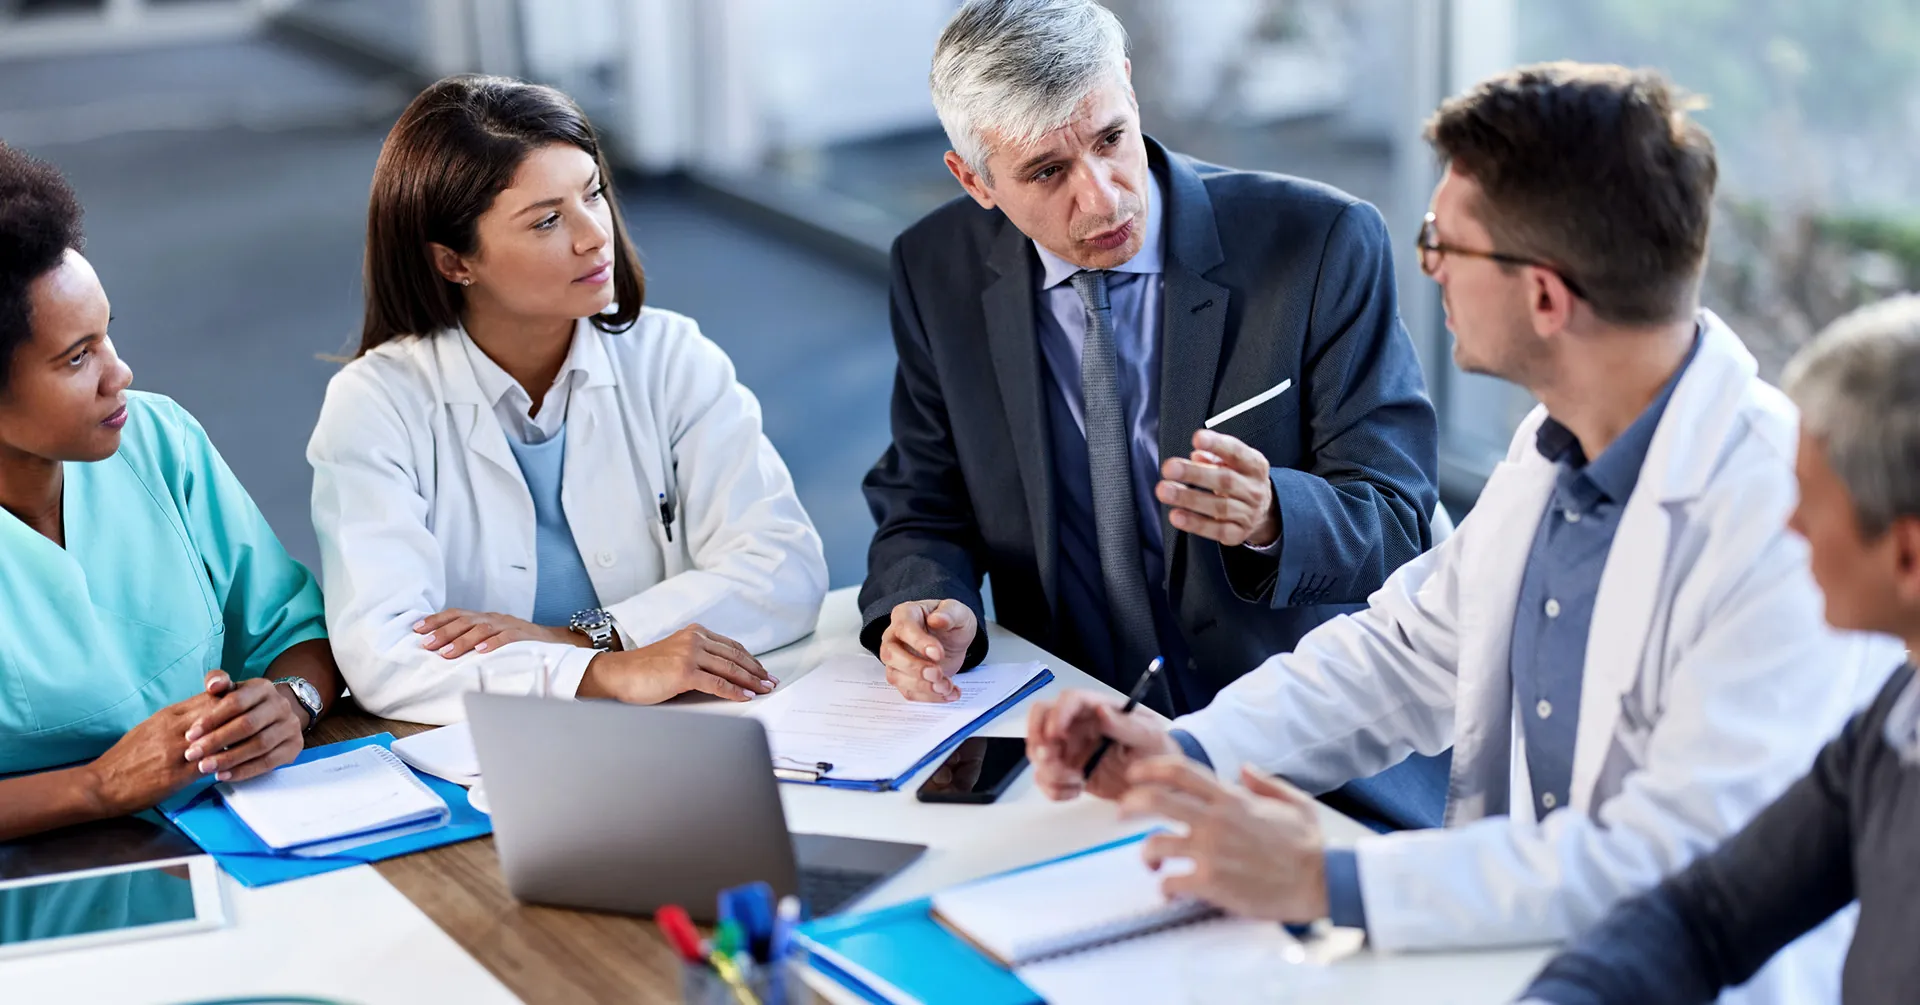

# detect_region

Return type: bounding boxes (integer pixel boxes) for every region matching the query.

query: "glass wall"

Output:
[1520,0,1920,383]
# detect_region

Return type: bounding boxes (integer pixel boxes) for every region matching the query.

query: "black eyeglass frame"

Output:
[1416,212,1588,300]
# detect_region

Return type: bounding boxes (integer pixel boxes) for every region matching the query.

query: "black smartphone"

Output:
[915,737,1028,804]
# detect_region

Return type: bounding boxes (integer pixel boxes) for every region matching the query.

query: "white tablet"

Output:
[0,855,225,960]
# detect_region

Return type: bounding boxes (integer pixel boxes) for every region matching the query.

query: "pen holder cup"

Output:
[680,958,802,1005]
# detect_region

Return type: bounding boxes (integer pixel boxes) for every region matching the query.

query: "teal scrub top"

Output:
[0,392,328,776]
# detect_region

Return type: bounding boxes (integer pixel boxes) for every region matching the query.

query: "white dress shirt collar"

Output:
[1033,171,1167,291]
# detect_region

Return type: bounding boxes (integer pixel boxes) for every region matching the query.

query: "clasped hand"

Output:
[87,669,307,816]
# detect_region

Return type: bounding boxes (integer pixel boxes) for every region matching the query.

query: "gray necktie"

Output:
[1069,270,1163,693]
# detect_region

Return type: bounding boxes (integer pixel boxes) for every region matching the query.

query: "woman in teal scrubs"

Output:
[0,144,342,841]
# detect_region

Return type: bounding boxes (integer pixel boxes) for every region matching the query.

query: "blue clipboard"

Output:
[792,832,1153,1005]
[785,667,1055,792]
[157,732,492,888]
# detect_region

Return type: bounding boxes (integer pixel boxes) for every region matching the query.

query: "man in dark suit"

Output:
[859,0,1444,827]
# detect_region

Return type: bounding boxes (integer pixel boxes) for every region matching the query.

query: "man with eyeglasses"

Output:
[1024,61,1899,1004]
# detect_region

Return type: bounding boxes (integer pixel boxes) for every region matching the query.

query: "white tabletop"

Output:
[0,587,1552,1004]
[0,861,519,1005]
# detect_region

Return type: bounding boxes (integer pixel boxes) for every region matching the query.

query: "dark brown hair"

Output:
[358,75,644,355]
[0,142,84,391]
[1425,61,1717,327]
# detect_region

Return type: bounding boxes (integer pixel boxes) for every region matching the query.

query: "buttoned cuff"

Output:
[1170,728,1215,770]
[1244,531,1285,556]
[1323,849,1369,932]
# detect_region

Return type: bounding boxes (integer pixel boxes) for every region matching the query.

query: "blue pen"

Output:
[767,894,802,1005]
[657,492,675,542]
[770,894,801,961]
[719,881,776,962]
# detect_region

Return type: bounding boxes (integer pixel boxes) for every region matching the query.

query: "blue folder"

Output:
[788,667,1055,792]
[793,832,1153,1005]
[157,732,492,888]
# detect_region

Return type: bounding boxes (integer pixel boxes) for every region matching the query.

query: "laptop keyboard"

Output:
[798,866,881,916]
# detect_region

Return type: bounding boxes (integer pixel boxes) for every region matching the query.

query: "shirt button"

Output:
[1564,510,1582,524]
[1536,699,1553,719]
[595,550,617,568]
[1542,792,1558,810]
[1545,598,1562,619]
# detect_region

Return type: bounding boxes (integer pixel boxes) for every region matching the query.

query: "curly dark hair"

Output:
[0,142,85,392]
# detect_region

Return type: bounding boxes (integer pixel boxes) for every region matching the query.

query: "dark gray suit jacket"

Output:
[859,138,1439,701]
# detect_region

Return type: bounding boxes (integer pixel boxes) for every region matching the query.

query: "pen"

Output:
[1082,656,1164,780]
[768,894,801,1005]
[771,757,833,783]
[661,905,761,1005]
[657,904,705,964]
[658,492,675,542]
[770,894,801,963]
[719,881,777,962]
[706,950,761,1005]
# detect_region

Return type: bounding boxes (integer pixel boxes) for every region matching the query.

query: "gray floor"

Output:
[4,35,895,589]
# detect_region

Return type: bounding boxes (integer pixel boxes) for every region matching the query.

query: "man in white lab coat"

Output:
[1025,62,1902,1004]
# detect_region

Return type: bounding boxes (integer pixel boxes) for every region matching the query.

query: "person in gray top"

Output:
[1520,293,1920,1005]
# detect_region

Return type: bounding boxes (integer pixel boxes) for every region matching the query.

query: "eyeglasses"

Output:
[1416,213,1587,300]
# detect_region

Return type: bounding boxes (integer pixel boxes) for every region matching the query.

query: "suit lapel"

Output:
[982,216,1058,611]
[1153,141,1231,578]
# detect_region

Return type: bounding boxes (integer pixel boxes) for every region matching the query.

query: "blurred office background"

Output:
[2,0,1914,588]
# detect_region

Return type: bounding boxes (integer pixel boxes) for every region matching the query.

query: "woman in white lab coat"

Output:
[308,75,828,725]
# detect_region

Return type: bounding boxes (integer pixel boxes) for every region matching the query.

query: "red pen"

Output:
[657,905,705,964]
[659,905,761,1005]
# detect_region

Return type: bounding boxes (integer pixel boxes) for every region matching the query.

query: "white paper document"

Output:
[747,656,1048,785]
[219,745,449,852]
[391,721,481,786]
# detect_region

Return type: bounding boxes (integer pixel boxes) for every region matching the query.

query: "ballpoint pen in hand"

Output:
[1082,656,1164,780]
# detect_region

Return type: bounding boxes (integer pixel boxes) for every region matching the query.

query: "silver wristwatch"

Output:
[273,676,324,733]
[568,608,618,651]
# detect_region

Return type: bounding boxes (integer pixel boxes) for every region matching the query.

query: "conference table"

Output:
[0,587,1551,1004]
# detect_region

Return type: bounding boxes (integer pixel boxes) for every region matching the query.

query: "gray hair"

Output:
[1784,293,1920,536]
[930,0,1130,183]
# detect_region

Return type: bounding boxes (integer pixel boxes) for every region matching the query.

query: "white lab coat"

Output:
[308,308,828,725]
[1177,312,1900,1004]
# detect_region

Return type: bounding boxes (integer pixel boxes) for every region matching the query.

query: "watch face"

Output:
[572,609,609,631]
[277,678,322,724]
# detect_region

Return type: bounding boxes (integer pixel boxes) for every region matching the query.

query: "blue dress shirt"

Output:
[1509,333,1698,821]
[1033,173,1198,709]
[1177,332,1701,932]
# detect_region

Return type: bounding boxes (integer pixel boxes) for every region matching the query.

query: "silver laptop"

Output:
[465,692,926,922]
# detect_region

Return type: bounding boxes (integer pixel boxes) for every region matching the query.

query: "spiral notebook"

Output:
[929,839,1219,968]
[217,744,450,855]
